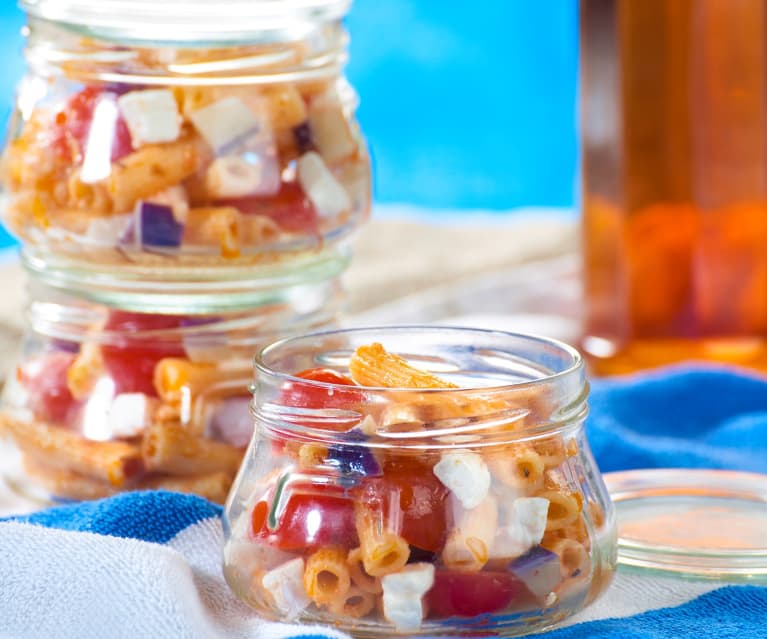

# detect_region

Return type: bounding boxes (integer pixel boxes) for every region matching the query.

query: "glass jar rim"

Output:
[253,326,588,448]
[257,325,585,393]
[19,0,352,45]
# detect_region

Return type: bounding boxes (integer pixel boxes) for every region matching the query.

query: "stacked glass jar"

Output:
[0,0,371,504]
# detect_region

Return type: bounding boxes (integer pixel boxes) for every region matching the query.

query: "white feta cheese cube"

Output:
[308,95,357,163]
[381,563,435,631]
[118,89,180,147]
[107,393,154,438]
[493,497,550,558]
[189,97,261,155]
[433,449,491,509]
[297,151,352,218]
[261,557,311,620]
[85,214,133,247]
[205,155,280,199]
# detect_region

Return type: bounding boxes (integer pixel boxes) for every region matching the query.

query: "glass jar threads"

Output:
[2,0,370,293]
[223,327,616,636]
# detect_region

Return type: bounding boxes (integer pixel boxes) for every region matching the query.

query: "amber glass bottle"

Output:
[581,0,767,374]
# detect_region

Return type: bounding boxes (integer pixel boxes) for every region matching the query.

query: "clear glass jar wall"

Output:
[0,276,342,504]
[1,0,370,286]
[223,327,616,636]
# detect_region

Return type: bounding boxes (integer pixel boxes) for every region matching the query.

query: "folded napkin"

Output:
[2,365,767,639]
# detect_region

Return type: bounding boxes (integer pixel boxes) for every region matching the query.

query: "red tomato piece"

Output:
[251,486,358,551]
[358,456,449,553]
[280,367,363,410]
[18,351,79,425]
[220,182,319,235]
[426,571,523,619]
[100,311,187,397]
[51,86,132,164]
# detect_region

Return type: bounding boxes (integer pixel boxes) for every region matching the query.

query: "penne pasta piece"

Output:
[487,446,545,494]
[2,416,143,487]
[327,585,376,619]
[67,169,112,213]
[66,342,105,400]
[442,494,498,572]
[346,547,383,594]
[138,470,233,503]
[349,343,457,389]
[22,455,116,501]
[303,547,351,605]
[152,357,247,404]
[538,490,581,532]
[141,422,242,476]
[183,206,240,258]
[108,135,204,213]
[355,502,410,578]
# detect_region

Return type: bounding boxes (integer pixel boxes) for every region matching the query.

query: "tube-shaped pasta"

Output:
[349,343,457,389]
[240,214,281,246]
[346,547,383,594]
[542,513,590,548]
[183,207,240,258]
[303,547,352,605]
[139,470,233,504]
[3,416,143,486]
[442,494,498,572]
[544,538,591,580]
[22,455,116,501]
[538,490,581,532]
[66,342,105,400]
[355,502,410,577]
[152,357,248,404]
[67,169,112,214]
[327,586,376,619]
[297,443,327,470]
[107,136,203,212]
[532,437,567,469]
[487,446,545,493]
[141,422,242,476]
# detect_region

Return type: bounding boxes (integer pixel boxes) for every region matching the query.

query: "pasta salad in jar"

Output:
[1,0,369,282]
[0,276,342,504]
[223,327,617,636]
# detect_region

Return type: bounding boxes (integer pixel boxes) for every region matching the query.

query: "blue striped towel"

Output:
[2,365,766,638]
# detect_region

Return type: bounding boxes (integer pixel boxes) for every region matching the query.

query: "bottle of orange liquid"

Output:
[581,0,767,374]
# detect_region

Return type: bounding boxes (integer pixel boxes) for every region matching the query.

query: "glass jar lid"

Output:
[19,0,352,44]
[605,468,767,582]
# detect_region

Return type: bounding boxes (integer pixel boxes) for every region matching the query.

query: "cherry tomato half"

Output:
[100,311,187,397]
[18,351,79,425]
[251,484,358,551]
[280,367,363,410]
[51,87,132,164]
[357,456,449,553]
[426,571,523,618]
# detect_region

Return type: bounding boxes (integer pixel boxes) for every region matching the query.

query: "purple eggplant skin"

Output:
[327,428,381,477]
[138,202,184,248]
[508,546,562,599]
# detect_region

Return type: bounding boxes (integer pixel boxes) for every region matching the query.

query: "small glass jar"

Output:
[223,327,616,636]
[1,0,370,290]
[0,276,342,504]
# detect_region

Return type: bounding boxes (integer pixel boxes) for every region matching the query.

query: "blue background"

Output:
[0,1,578,220]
